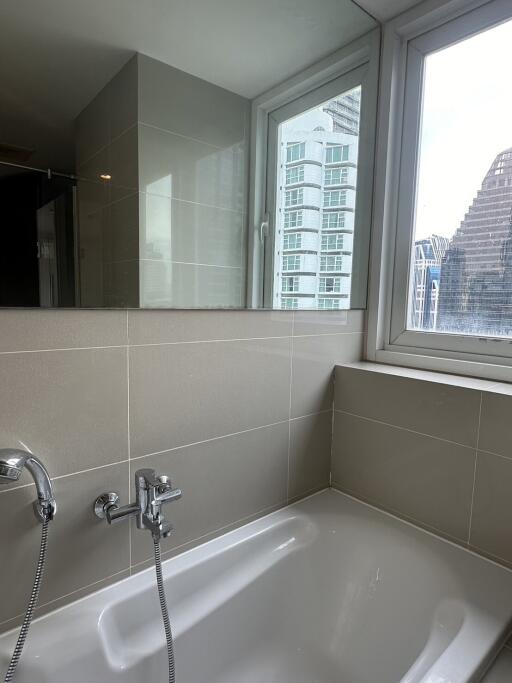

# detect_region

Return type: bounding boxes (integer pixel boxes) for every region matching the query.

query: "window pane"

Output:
[273,86,360,310]
[408,19,512,337]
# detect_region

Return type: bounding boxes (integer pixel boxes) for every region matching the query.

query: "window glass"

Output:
[282,255,301,271]
[286,142,305,163]
[408,18,512,337]
[284,210,303,229]
[286,166,305,185]
[322,212,346,230]
[283,233,302,250]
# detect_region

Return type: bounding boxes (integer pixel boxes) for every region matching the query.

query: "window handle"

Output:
[260,213,270,243]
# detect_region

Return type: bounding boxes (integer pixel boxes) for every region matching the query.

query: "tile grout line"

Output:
[131,420,291,461]
[333,408,477,451]
[0,411,333,498]
[467,392,483,545]
[286,314,295,502]
[126,310,132,571]
[0,330,364,356]
[329,369,336,487]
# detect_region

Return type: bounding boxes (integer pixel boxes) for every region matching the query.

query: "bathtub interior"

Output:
[2,490,512,683]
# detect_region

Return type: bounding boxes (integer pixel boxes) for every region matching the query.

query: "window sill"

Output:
[340,359,512,394]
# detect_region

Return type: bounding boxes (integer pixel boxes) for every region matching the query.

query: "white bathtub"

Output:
[2,489,512,682]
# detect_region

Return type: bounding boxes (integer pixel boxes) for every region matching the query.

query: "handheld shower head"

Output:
[0,449,56,521]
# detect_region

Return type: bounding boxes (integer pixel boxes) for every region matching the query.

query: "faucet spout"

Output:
[0,448,56,521]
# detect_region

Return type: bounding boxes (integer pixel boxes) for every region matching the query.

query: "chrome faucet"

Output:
[0,448,57,521]
[94,468,182,541]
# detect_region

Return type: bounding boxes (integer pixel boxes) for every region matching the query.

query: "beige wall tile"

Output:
[0,462,130,624]
[479,391,512,457]
[293,309,365,336]
[291,333,363,418]
[104,193,140,264]
[470,451,512,564]
[108,125,139,201]
[129,338,291,456]
[289,412,331,500]
[138,54,249,149]
[108,55,138,141]
[142,196,245,268]
[157,261,244,309]
[0,310,127,352]
[0,348,128,484]
[335,366,481,447]
[128,309,293,345]
[332,411,475,541]
[129,423,289,563]
[139,124,246,213]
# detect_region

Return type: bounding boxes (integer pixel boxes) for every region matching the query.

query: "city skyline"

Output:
[412,147,512,336]
[414,17,512,242]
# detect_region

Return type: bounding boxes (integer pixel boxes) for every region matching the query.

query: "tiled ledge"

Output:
[336,361,512,394]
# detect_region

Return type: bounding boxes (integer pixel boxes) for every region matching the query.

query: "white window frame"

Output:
[325,144,349,164]
[323,212,346,230]
[286,142,306,163]
[282,255,301,271]
[284,210,303,229]
[282,276,299,293]
[248,28,380,309]
[283,233,302,250]
[286,165,305,185]
[322,234,344,251]
[367,0,512,383]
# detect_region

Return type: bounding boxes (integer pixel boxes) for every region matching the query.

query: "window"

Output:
[286,142,305,163]
[282,255,300,271]
[319,276,342,293]
[325,168,348,186]
[322,212,345,230]
[325,145,349,163]
[286,166,304,185]
[285,188,303,207]
[283,233,302,250]
[284,210,303,229]
[282,276,299,292]
[282,298,299,309]
[324,190,347,207]
[318,298,341,309]
[321,234,344,251]
[320,255,342,272]
[369,0,512,380]
[250,30,379,311]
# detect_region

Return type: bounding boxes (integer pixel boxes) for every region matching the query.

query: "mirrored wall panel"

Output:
[0,0,377,308]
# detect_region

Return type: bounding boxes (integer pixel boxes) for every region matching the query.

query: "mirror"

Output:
[0,0,377,309]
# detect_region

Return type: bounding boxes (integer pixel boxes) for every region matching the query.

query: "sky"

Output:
[415,18,512,241]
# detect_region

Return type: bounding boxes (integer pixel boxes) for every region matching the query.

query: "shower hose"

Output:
[3,517,49,683]
[3,523,175,683]
[153,537,176,683]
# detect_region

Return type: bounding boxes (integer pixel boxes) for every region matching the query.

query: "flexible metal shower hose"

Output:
[153,538,176,683]
[4,518,49,682]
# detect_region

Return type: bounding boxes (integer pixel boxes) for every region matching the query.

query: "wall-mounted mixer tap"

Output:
[94,468,182,541]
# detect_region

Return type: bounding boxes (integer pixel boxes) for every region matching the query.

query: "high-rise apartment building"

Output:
[437,148,512,335]
[410,235,450,330]
[274,89,360,310]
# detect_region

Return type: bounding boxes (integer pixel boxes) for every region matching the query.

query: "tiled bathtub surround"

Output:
[332,362,512,568]
[0,308,364,632]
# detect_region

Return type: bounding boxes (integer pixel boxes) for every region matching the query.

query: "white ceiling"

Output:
[0,0,377,172]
